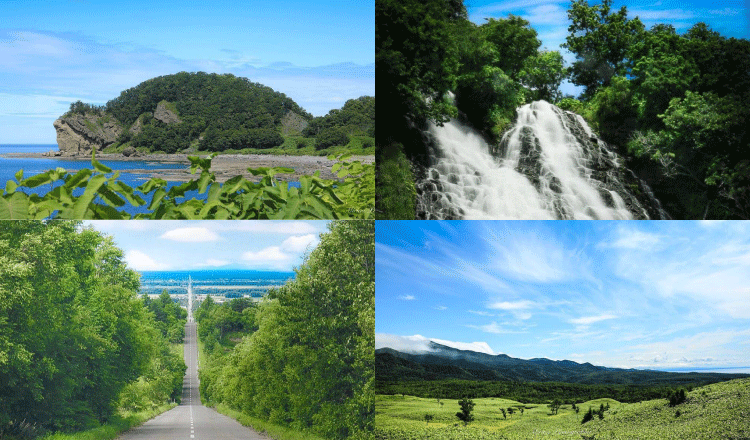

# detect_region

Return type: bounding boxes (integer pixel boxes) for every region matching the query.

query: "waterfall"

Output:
[416,100,669,220]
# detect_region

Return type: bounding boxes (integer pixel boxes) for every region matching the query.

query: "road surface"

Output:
[116,321,268,440]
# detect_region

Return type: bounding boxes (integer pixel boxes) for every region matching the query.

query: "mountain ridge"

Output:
[376,343,750,385]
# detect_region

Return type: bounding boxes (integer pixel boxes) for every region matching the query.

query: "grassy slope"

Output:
[376,378,750,440]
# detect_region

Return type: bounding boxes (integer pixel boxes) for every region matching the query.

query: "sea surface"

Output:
[140,269,295,298]
[1,144,300,216]
[0,144,193,215]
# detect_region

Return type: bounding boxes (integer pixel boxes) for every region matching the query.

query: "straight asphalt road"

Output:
[116,320,268,440]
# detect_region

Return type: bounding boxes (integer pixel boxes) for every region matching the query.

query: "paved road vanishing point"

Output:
[117,321,268,440]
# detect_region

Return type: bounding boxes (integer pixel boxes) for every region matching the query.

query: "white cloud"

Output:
[468,310,495,316]
[281,234,318,253]
[242,246,289,262]
[375,333,497,355]
[160,227,220,242]
[220,221,324,234]
[399,295,416,301]
[488,300,535,310]
[196,258,230,267]
[435,305,448,310]
[125,250,169,271]
[603,226,662,250]
[570,314,617,325]
[468,320,528,334]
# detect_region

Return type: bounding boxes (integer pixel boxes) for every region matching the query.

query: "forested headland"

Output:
[58,72,374,156]
[196,221,374,440]
[0,222,185,438]
[376,0,750,219]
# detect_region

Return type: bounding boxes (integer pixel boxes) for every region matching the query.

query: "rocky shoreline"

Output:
[1,151,374,183]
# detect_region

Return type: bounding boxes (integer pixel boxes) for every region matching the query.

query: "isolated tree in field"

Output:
[548,399,562,415]
[581,407,594,424]
[507,407,515,418]
[519,407,524,416]
[501,408,507,419]
[456,398,475,425]
[424,414,434,425]
[668,388,687,406]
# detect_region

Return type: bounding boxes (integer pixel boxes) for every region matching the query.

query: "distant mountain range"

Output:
[376,342,750,385]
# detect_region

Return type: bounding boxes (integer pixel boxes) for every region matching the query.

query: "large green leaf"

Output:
[0,192,30,219]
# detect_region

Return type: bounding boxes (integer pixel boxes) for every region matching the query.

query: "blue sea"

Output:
[0,144,299,216]
[140,269,295,299]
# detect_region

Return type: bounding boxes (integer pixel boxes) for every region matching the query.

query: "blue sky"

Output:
[0,0,374,143]
[85,220,329,272]
[465,0,749,97]
[376,221,750,372]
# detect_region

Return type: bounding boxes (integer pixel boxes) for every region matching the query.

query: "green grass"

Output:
[376,379,750,439]
[213,403,328,440]
[41,403,176,440]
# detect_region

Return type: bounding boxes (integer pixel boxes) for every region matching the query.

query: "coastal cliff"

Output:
[53,113,123,156]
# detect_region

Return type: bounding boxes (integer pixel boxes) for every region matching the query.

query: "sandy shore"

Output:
[1,152,374,183]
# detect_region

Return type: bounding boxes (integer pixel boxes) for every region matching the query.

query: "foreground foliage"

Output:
[0,154,374,219]
[0,222,184,435]
[198,221,374,440]
[376,379,750,439]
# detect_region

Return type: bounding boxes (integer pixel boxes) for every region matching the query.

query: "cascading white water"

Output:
[417,100,665,220]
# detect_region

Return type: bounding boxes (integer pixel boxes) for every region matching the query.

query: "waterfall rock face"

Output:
[416,100,669,219]
[53,113,123,156]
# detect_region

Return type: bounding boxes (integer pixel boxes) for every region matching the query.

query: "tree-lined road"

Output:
[117,321,267,440]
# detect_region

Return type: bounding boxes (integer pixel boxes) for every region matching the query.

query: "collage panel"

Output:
[375,0,749,220]
[0,220,374,439]
[1,1,374,220]
[375,220,750,439]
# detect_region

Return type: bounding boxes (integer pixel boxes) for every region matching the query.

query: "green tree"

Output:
[563,0,644,98]
[456,398,475,425]
[479,16,540,80]
[548,399,562,415]
[424,414,433,425]
[376,0,466,131]
[519,50,567,102]
[198,221,374,440]
[0,222,179,432]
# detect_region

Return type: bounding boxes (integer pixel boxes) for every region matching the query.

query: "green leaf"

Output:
[5,180,17,194]
[68,174,107,218]
[21,171,54,188]
[92,157,112,173]
[64,169,93,189]
[0,192,30,219]
[14,169,23,182]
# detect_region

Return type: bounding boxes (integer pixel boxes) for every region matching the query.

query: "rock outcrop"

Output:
[281,110,309,135]
[53,113,123,156]
[153,101,182,124]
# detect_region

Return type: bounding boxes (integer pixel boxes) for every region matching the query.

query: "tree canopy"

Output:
[0,222,184,433]
[197,221,374,440]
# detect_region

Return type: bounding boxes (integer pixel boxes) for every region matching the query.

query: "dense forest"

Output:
[65,72,375,154]
[376,0,750,219]
[0,222,185,437]
[196,221,374,440]
[378,379,694,405]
